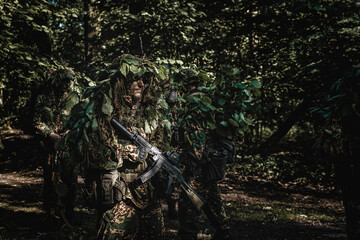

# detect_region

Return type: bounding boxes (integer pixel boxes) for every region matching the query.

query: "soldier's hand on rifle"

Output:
[136,146,149,161]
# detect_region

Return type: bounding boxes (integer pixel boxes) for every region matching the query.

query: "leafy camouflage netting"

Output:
[316,68,360,155]
[33,62,93,137]
[47,61,94,94]
[57,54,170,166]
[170,65,262,156]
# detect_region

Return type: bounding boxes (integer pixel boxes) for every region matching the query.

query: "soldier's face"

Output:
[130,79,144,102]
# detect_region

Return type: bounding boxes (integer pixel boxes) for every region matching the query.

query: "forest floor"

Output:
[0,129,347,240]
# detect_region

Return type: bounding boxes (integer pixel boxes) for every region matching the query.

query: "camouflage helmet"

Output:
[47,68,74,90]
[89,54,168,114]
[170,67,211,95]
[172,68,199,88]
[46,61,92,95]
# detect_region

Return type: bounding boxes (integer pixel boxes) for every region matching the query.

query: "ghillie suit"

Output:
[33,63,92,226]
[316,67,360,240]
[158,70,183,220]
[173,66,261,240]
[59,54,170,239]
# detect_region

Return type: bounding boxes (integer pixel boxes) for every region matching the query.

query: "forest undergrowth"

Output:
[0,130,346,240]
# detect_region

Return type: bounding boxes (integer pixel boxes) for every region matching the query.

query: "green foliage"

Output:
[211,66,262,135]
[171,65,261,152]
[0,1,55,127]
[0,0,87,128]
[91,1,208,66]
[75,0,360,146]
[233,152,336,186]
[1,0,360,159]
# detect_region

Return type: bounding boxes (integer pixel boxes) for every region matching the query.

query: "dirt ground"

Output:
[0,130,347,240]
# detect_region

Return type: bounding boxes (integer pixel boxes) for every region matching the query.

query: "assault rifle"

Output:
[110,118,205,212]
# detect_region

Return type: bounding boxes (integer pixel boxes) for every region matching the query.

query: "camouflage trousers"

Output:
[42,157,58,212]
[59,157,79,224]
[97,200,165,240]
[41,152,79,227]
[178,170,229,240]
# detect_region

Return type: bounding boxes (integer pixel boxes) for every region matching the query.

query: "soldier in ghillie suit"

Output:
[172,68,235,240]
[315,66,360,239]
[61,54,170,239]
[176,65,262,240]
[33,64,89,225]
[173,65,262,240]
[160,75,181,219]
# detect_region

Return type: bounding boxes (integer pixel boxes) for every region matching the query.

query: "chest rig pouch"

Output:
[100,170,126,206]
[201,148,229,183]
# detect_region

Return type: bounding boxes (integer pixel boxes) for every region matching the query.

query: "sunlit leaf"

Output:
[101,94,113,116]
[250,80,262,88]
[234,83,245,89]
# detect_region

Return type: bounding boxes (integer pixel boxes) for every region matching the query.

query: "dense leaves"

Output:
[170,66,261,153]
[0,1,54,126]
[2,0,360,140]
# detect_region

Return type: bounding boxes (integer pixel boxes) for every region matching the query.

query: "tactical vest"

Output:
[91,104,165,209]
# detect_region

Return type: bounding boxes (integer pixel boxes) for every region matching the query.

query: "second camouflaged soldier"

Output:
[174,68,236,240]
[33,64,89,226]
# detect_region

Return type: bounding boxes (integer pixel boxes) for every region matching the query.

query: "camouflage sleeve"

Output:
[152,116,172,152]
[84,116,121,171]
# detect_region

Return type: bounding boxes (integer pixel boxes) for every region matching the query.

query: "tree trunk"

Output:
[259,94,317,154]
[129,0,148,56]
[84,0,100,68]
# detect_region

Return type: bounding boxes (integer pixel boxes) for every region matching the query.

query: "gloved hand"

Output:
[48,132,61,144]
[171,126,180,144]
[165,151,180,165]
[136,146,148,161]
[166,90,178,106]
